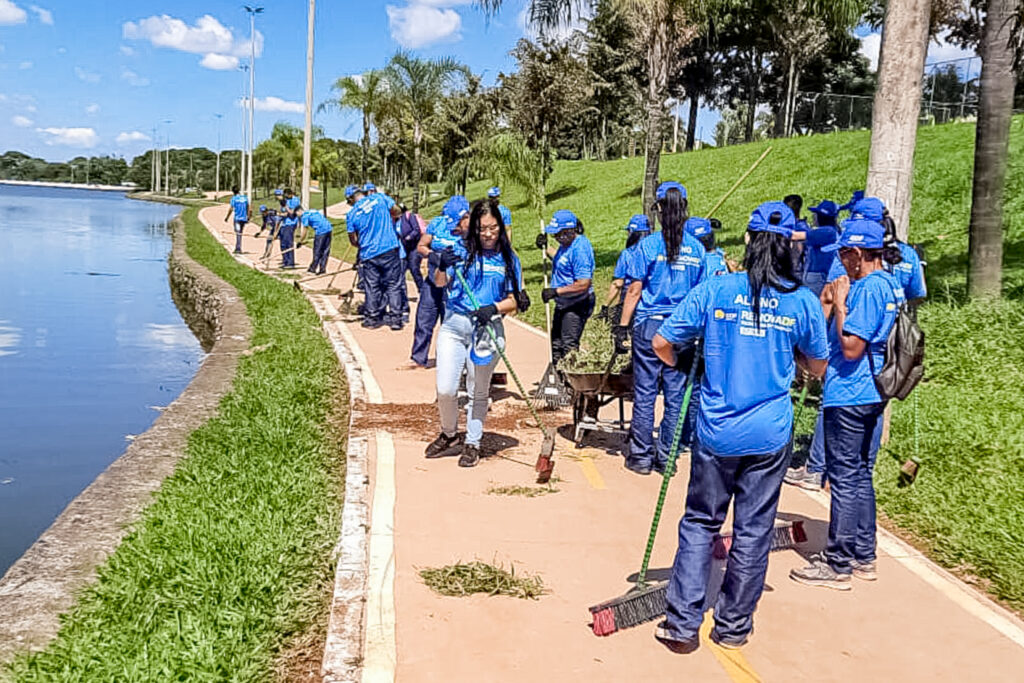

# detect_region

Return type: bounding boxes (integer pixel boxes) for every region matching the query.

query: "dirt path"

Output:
[198,206,1024,682]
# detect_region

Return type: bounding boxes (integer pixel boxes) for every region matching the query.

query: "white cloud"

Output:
[74,66,100,83]
[37,126,98,148]
[926,30,977,67]
[29,4,51,24]
[386,3,462,48]
[120,45,135,57]
[0,0,27,25]
[121,68,149,86]
[18,60,31,69]
[116,130,150,144]
[85,103,100,114]
[11,115,32,127]
[858,32,880,71]
[516,2,590,41]
[200,52,238,70]
[240,96,304,113]
[24,103,35,112]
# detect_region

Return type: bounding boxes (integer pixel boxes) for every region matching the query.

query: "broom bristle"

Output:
[712,520,806,559]
[588,582,667,636]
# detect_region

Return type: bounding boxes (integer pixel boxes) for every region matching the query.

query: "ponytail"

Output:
[743,229,800,329]
[655,188,689,262]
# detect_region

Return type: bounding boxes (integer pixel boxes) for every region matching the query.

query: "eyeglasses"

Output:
[479,221,500,233]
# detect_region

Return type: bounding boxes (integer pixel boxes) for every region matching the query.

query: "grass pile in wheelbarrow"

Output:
[558,317,630,374]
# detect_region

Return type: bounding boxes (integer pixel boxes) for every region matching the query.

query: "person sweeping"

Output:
[424,200,524,468]
[535,209,596,367]
[278,197,300,269]
[651,200,828,652]
[602,214,651,316]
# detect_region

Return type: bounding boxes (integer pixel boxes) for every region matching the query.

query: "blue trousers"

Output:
[663,440,790,642]
[627,317,694,471]
[807,402,885,476]
[362,248,404,326]
[406,249,424,291]
[824,402,886,573]
[310,231,332,273]
[411,277,445,366]
[279,225,296,268]
[233,220,247,253]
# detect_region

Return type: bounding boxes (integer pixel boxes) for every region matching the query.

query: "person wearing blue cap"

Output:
[397,202,426,296]
[536,209,596,366]
[488,186,513,235]
[224,185,250,254]
[363,182,377,195]
[793,200,841,298]
[426,200,525,467]
[650,200,828,653]
[299,207,334,275]
[278,197,301,269]
[260,203,281,260]
[603,214,651,314]
[791,219,906,591]
[410,196,470,367]
[347,185,405,330]
[616,181,706,475]
[685,216,729,278]
[254,204,269,238]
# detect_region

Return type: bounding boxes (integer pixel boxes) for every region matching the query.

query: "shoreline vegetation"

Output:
[6,207,347,680]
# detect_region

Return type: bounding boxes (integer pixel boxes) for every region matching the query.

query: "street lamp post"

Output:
[239,64,249,192]
[163,119,173,196]
[301,0,315,211]
[214,113,223,200]
[244,5,264,200]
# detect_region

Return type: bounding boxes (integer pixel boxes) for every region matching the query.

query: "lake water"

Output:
[0,185,202,575]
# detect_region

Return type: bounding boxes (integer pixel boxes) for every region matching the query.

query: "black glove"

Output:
[535,233,548,249]
[515,289,531,313]
[612,324,630,354]
[427,251,441,270]
[541,287,558,303]
[438,247,460,270]
[709,218,722,231]
[595,305,610,322]
[471,303,498,325]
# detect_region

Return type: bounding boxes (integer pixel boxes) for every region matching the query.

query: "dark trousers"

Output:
[406,249,424,291]
[362,248,404,326]
[309,232,332,273]
[824,402,887,573]
[627,317,695,471]
[550,293,595,365]
[279,225,296,268]
[233,220,246,253]
[411,277,445,365]
[663,440,790,642]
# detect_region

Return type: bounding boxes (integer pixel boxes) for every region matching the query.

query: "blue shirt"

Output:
[262,212,278,229]
[658,273,829,456]
[613,244,643,283]
[301,209,333,235]
[891,242,927,300]
[826,256,847,283]
[446,250,522,315]
[499,204,512,228]
[279,214,299,232]
[425,215,466,278]
[346,193,399,261]
[804,226,838,274]
[705,248,729,278]
[823,270,905,408]
[551,234,595,305]
[626,232,707,323]
[230,194,249,222]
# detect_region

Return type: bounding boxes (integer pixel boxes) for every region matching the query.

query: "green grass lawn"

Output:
[413,118,1024,611]
[7,208,345,680]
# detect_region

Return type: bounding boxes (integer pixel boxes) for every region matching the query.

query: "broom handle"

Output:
[793,383,809,428]
[637,346,701,586]
[705,146,772,219]
[453,267,551,440]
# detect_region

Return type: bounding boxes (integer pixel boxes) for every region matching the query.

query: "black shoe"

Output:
[710,629,749,649]
[389,322,404,331]
[307,268,316,274]
[458,443,481,468]
[361,319,385,330]
[654,622,699,654]
[425,432,463,458]
[625,461,653,476]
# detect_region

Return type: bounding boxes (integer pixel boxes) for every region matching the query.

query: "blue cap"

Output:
[344,184,358,198]
[850,197,886,222]
[259,204,267,211]
[626,214,650,233]
[363,182,376,192]
[487,186,501,198]
[809,200,839,218]
[823,219,885,252]
[685,216,712,238]
[274,189,283,196]
[442,195,470,223]
[655,181,687,200]
[287,197,301,211]
[748,201,796,237]
[545,209,579,234]
[839,190,865,212]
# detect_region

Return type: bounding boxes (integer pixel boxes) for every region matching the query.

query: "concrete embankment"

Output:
[0,216,250,664]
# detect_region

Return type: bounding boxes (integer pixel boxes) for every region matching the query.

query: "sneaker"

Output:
[789,555,852,591]
[424,432,463,458]
[851,560,878,581]
[361,319,385,330]
[458,443,481,468]
[625,461,653,476]
[784,465,824,490]
[654,622,699,655]
[710,629,749,649]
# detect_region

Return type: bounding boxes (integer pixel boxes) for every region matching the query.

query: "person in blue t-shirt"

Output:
[685,216,729,277]
[225,186,250,254]
[536,209,596,366]
[299,207,333,275]
[259,205,280,260]
[615,181,707,475]
[425,200,526,468]
[602,214,651,317]
[791,219,905,591]
[409,196,470,368]
[791,199,840,298]
[278,197,301,269]
[346,187,405,330]
[650,201,828,652]
[487,186,513,236]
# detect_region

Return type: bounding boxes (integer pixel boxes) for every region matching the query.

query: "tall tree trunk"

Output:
[968,0,1015,298]
[361,112,370,181]
[643,21,669,220]
[685,96,698,151]
[865,0,931,241]
[787,70,801,136]
[745,49,760,142]
[412,121,423,214]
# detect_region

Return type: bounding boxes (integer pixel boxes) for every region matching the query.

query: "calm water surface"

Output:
[0,185,202,575]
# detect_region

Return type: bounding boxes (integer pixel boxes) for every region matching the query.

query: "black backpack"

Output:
[869,300,925,401]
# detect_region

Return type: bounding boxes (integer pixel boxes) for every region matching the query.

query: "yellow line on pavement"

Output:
[700,613,762,683]
[575,455,606,489]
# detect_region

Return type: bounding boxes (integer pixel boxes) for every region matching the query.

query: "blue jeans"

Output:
[310,231,332,273]
[436,312,503,446]
[362,248,404,326]
[824,402,886,573]
[627,317,694,471]
[278,225,296,268]
[807,402,885,476]
[405,249,424,291]
[411,278,445,366]
[663,440,790,642]
[233,220,247,252]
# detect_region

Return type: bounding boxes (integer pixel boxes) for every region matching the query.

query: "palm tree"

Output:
[384,51,469,212]
[321,69,385,181]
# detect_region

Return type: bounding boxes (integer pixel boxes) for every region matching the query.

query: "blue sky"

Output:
[0,1,975,162]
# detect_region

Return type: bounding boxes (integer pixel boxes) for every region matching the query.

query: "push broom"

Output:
[453,268,556,483]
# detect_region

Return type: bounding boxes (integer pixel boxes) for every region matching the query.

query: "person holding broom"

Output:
[425,200,524,467]
[651,200,829,651]
[535,210,596,367]
[278,197,300,269]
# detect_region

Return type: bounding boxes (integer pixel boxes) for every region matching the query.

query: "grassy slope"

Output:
[419,118,1024,610]
[8,208,345,680]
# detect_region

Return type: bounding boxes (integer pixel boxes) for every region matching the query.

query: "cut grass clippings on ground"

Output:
[420,561,547,599]
[486,483,560,497]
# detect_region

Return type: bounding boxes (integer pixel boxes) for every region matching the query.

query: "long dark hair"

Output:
[744,226,800,329]
[880,211,904,266]
[463,199,521,304]
[625,230,649,249]
[655,187,689,262]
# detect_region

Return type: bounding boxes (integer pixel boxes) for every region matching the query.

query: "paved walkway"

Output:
[198,205,1024,682]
